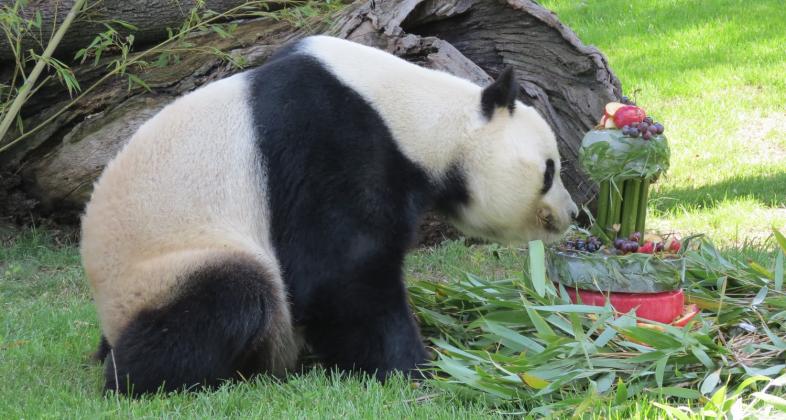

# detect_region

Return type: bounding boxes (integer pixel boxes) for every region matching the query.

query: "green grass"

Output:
[0,231,503,418]
[539,0,786,245]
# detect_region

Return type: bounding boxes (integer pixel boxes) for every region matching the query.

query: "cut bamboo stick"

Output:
[597,180,610,231]
[620,179,641,239]
[636,178,650,234]
[609,180,623,238]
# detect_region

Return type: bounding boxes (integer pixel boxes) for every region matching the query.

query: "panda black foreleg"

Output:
[305,268,429,381]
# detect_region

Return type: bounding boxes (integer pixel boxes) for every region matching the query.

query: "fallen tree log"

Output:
[0,0,621,244]
[0,0,271,62]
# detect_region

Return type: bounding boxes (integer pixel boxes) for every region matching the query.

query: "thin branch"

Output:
[0,0,87,146]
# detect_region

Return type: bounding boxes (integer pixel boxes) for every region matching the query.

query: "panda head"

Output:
[448,67,579,245]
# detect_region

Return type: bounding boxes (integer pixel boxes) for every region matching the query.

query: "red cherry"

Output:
[613,106,646,128]
[670,241,681,252]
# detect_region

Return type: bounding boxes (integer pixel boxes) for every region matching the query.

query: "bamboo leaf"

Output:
[431,339,487,363]
[775,250,784,292]
[595,312,636,348]
[629,350,666,363]
[614,379,628,406]
[655,356,668,388]
[752,286,769,306]
[596,372,615,394]
[652,402,691,420]
[691,347,715,369]
[701,369,721,395]
[656,387,702,399]
[483,321,545,353]
[127,73,151,92]
[710,385,727,410]
[734,375,770,395]
[749,261,774,280]
[620,326,682,349]
[774,229,786,254]
[752,392,786,411]
[525,306,556,338]
[761,324,786,350]
[520,372,550,389]
[531,304,611,314]
[529,240,546,297]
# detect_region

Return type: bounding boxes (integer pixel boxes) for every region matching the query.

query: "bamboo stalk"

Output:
[0,0,87,145]
[609,180,623,238]
[620,179,641,239]
[636,178,650,234]
[596,180,610,232]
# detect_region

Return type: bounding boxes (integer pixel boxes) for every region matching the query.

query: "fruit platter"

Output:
[550,97,698,326]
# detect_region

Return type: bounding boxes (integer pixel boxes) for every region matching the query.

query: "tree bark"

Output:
[0,0,271,62]
[0,0,621,245]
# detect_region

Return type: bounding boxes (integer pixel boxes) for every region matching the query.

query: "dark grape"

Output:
[639,122,649,131]
[624,241,639,253]
[642,131,652,140]
[621,96,631,104]
[655,242,665,252]
[629,232,642,242]
[614,238,625,249]
[643,116,653,125]
[648,125,658,134]
[654,123,664,134]
[565,240,575,249]
[586,242,598,252]
[629,127,640,137]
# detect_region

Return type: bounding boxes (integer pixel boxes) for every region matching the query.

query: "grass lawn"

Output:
[2,0,785,418]
[539,0,786,245]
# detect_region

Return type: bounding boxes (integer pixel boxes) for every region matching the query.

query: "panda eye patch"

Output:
[541,159,555,194]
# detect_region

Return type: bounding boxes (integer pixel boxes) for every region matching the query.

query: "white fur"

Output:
[80,73,296,369]
[303,36,577,244]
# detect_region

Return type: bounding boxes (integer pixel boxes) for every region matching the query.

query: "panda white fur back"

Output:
[81,35,577,396]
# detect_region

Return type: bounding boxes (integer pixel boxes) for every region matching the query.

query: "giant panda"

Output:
[81,35,579,396]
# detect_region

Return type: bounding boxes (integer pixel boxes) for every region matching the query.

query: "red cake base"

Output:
[563,287,685,324]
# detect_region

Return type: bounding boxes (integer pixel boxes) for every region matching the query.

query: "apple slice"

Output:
[672,304,699,327]
[604,102,626,118]
[604,117,617,129]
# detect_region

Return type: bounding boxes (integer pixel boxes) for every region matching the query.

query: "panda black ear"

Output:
[481,66,518,120]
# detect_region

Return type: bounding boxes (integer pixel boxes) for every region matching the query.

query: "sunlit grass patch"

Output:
[540,0,786,244]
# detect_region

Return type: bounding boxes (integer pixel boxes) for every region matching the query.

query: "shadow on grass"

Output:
[652,171,786,213]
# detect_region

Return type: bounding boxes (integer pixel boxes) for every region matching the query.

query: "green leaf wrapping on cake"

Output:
[547,248,684,293]
[579,129,670,182]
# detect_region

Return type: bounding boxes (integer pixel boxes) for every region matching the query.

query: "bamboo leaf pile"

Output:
[408,234,786,416]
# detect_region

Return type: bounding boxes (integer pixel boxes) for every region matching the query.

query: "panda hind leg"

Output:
[104,255,297,397]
